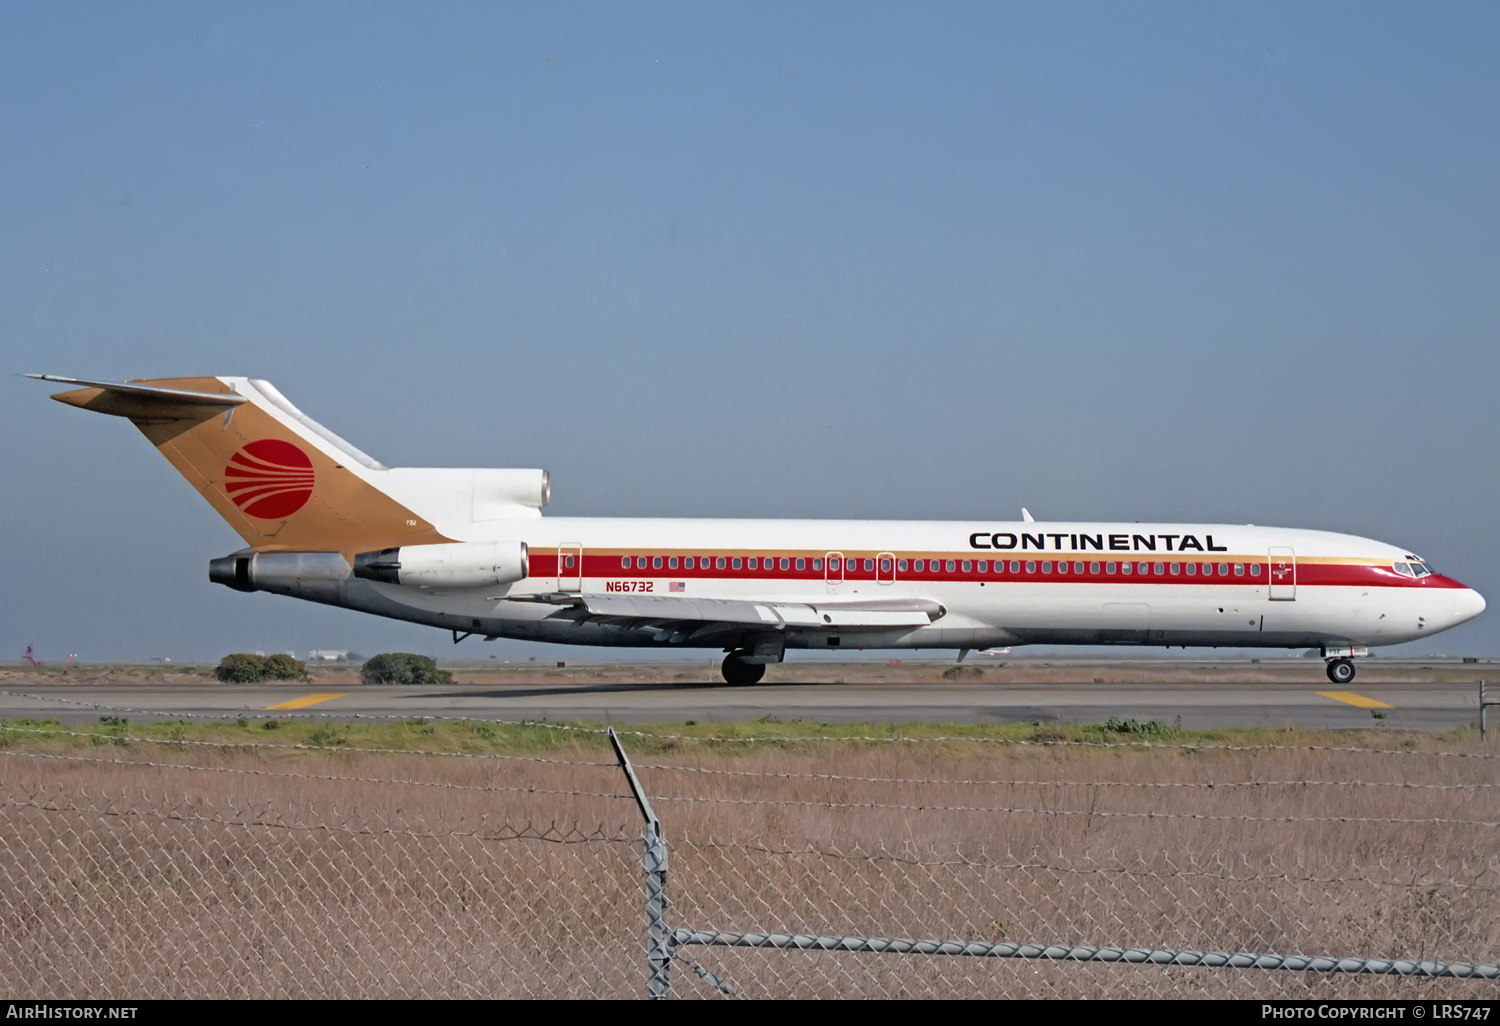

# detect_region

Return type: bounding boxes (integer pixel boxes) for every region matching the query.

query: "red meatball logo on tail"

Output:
[224,440,314,519]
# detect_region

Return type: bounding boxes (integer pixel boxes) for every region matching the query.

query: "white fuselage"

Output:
[327,517,1484,654]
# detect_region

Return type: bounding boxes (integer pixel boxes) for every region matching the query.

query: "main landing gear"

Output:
[721,652,766,687]
[1325,658,1356,685]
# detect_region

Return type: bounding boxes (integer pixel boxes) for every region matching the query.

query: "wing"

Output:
[520,592,945,644]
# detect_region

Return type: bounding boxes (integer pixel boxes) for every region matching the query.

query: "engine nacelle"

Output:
[352,541,529,588]
[209,551,350,598]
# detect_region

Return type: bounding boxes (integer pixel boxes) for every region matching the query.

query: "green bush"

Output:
[262,653,309,682]
[215,653,268,684]
[360,653,453,687]
[214,653,310,684]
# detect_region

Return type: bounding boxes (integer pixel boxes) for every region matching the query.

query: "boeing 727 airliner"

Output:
[32,375,1485,685]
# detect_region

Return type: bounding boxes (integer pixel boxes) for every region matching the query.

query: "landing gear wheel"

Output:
[721,653,766,687]
[1326,658,1356,685]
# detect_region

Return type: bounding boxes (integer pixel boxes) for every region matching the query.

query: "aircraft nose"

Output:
[1452,588,1486,625]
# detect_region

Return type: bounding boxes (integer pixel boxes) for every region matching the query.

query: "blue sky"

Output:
[2,2,1496,660]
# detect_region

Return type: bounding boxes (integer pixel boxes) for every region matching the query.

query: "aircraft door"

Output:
[877,552,896,585]
[559,544,583,593]
[1268,547,1296,601]
[825,551,844,593]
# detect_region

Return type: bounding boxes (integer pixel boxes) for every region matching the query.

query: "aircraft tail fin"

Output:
[34,375,450,554]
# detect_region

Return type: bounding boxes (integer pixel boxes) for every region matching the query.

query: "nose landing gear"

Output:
[1325,658,1356,685]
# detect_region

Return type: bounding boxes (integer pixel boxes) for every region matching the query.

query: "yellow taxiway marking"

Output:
[1317,691,1393,710]
[263,693,348,711]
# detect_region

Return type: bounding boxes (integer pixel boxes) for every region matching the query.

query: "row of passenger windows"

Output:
[613,554,1263,577]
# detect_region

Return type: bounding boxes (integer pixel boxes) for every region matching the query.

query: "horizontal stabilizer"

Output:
[27,374,246,409]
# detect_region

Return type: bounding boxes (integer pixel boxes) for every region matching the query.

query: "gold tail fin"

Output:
[38,375,450,555]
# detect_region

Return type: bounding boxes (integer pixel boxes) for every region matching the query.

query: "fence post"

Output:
[609,726,671,999]
[1482,681,1489,741]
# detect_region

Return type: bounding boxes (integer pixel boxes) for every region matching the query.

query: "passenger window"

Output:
[813,559,823,571]
[732,558,742,570]
[1011,561,1020,573]
[1218,563,1230,576]
[653,556,662,570]
[1185,563,1197,576]
[1139,563,1150,574]
[747,558,757,570]
[1042,561,1052,574]
[1025,561,1036,573]
[1234,563,1244,576]
[1105,562,1115,574]
[1154,563,1165,575]
[961,560,972,573]
[976,560,986,572]
[1057,561,1068,574]
[881,559,892,572]
[780,558,789,571]
[864,559,874,572]
[668,557,678,570]
[898,559,908,572]
[1074,561,1084,574]
[945,560,956,572]
[1170,563,1181,575]
[684,557,694,570]
[794,558,804,571]
[564,556,575,568]
[716,557,726,570]
[913,559,924,572]
[1250,564,1261,576]
[621,556,631,569]
[1122,562,1133,574]
[1090,561,1101,574]
[637,557,648,570]
[830,558,840,571]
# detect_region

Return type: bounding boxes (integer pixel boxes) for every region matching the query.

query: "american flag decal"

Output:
[670,581,686,592]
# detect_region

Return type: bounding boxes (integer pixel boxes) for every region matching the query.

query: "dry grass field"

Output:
[0,716,1495,999]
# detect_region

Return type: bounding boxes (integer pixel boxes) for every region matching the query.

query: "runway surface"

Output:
[0,678,1486,730]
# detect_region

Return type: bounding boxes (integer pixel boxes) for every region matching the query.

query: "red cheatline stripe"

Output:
[520,554,1463,590]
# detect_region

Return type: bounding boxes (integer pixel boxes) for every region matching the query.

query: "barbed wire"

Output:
[635,762,1498,791]
[0,748,628,800]
[0,791,637,845]
[648,792,1500,828]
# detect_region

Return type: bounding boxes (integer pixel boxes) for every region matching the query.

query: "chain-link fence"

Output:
[0,718,1497,998]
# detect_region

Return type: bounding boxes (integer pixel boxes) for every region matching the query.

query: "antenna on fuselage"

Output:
[1021,508,1036,523]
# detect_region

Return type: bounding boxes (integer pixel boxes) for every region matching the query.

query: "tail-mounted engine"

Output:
[352,541,529,588]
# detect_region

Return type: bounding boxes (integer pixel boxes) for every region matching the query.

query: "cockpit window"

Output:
[1394,561,1435,578]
